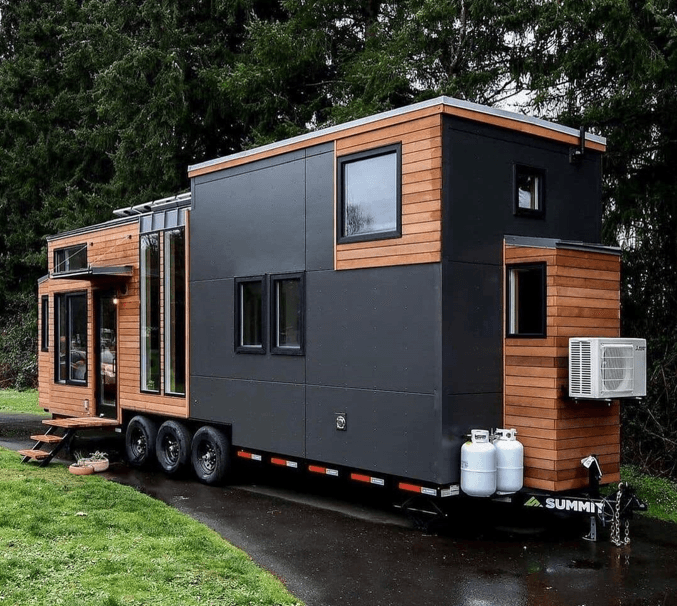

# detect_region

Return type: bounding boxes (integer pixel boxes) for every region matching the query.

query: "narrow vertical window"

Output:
[55,292,87,384]
[164,229,186,395]
[41,296,49,352]
[507,264,547,337]
[271,274,304,355]
[141,233,161,392]
[235,277,265,353]
[514,165,545,217]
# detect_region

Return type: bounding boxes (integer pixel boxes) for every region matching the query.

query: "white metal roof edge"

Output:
[188,96,606,174]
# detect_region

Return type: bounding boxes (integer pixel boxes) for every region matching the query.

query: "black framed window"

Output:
[514,165,545,218]
[164,229,186,395]
[55,292,88,384]
[54,244,88,273]
[41,296,49,352]
[235,277,266,353]
[140,233,161,392]
[271,273,304,355]
[337,143,402,243]
[507,263,547,338]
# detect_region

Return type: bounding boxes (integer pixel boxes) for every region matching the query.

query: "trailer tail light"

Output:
[398,482,438,497]
[350,473,385,486]
[237,450,262,461]
[308,465,339,477]
[271,457,298,468]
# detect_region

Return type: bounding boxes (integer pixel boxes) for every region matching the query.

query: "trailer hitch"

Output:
[598,482,647,546]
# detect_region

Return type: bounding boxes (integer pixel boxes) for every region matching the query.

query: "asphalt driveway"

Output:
[2,413,676,606]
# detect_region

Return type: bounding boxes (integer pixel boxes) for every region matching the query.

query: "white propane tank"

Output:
[460,429,496,497]
[494,428,524,494]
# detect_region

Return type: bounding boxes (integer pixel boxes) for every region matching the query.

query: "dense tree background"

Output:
[0,0,675,475]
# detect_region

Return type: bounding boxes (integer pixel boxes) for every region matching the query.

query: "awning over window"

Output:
[50,266,133,280]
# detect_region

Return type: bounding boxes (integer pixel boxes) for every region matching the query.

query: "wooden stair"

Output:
[19,417,120,467]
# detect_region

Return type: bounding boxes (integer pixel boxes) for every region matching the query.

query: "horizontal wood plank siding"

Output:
[504,243,621,491]
[335,114,442,270]
[38,220,189,422]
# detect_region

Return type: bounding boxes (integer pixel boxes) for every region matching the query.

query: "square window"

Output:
[507,263,546,337]
[514,165,545,217]
[271,274,304,355]
[337,144,402,243]
[235,277,266,353]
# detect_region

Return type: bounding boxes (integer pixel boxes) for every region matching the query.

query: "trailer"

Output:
[33,97,646,535]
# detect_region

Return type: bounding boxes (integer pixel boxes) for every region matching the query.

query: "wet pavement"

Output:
[2,413,677,606]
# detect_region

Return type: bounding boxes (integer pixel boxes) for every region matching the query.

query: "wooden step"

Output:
[18,449,51,460]
[30,434,63,444]
[42,417,120,429]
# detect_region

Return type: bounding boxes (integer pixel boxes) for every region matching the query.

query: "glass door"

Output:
[97,291,117,419]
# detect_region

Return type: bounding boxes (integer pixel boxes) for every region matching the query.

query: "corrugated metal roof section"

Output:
[188,96,607,178]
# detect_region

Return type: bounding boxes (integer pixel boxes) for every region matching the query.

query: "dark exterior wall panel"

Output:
[306,265,442,395]
[190,278,305,385]
[191,159,306,282]
[191,376,305,457]
[306,386,443,483]
[305,149,335,271]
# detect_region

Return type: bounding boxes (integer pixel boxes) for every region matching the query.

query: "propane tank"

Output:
[460,429,496,497]
[494,428,524,493]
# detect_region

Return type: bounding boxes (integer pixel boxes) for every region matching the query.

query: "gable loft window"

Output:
[141,233,161,392]
[41,296,49,352]
[235,277,266,353]
[54,244,88,273]
[55,292,88,384]
[514,165,545,218]
[271,273,304,355]
[507,263,547,338]
[337,143,402,244]
[164,229,186,395]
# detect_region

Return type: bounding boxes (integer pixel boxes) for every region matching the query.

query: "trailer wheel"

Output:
[156,420,192,475]
[191,426,231,485]
[125,415,158,468]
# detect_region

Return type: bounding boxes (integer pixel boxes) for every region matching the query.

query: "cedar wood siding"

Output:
[504,243,621,491]
[38,219,189,421]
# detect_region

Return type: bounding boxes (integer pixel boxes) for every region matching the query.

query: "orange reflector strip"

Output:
[271,457,298,468]
[399,482,421,493]
[237,451,262,461]
[309,465,326,474]
[350,473,384,486]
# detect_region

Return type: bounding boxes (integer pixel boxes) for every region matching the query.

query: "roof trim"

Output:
[50,266,134,280]
[188,96,606,178]
[505,235,621,256]
[46,216,139,243]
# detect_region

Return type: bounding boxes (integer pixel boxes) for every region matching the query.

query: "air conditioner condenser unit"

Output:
[569,337,647,399]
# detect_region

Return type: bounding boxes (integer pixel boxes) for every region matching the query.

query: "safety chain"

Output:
[610,482,631,547]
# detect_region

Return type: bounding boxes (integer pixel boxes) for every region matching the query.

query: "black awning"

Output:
[50,266,133,280]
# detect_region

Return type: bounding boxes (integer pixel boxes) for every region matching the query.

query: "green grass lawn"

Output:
[0,389,46,416]
[0,447,301,606]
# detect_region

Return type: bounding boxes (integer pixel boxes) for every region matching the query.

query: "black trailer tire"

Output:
[156,420,192,474]
[125,415,159,467]
[191,426,231,485]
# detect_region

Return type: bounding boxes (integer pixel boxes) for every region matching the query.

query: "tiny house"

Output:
[36,97,642,497]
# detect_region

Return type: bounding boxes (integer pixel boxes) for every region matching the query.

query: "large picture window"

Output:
[164,229,186,395]
[507,263,547,338]
[235,277,265,353]
[271,273,304,355]
[141,233,161,392]
[337,144,402,243]
[55,292,88,384]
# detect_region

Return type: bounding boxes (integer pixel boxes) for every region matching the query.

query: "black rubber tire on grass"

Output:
[125,415,159,468]
[156,420,192,474]
[191,426,231,485]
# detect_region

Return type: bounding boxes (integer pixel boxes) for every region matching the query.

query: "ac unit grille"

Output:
[570,340,592,396]
[601,345,634,392]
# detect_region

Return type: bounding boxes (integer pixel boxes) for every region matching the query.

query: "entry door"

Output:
[96,291,118,419]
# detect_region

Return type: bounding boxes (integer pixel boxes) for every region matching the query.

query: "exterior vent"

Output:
[569,338,647,399]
